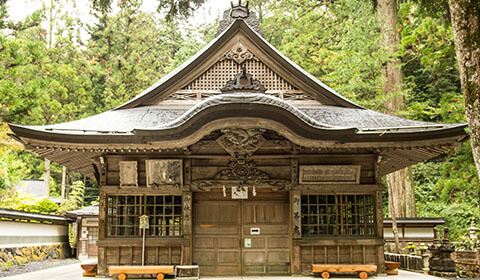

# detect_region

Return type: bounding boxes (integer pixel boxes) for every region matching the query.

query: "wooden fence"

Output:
[384,252,424,272]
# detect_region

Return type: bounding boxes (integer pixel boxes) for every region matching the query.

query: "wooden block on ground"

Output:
[312,264,377,279]
[312,264,377,273]
[108,265,175,275]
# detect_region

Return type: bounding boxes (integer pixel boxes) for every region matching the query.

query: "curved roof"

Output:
[9,93,465,144]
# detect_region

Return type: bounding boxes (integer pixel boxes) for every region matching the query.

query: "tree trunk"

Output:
[82,175,86,206]
[44,158,50,197]
[377,0,416,219]
[49,0,54,49]
[377,0,403,109]
[61,166,66,201]
[448,0,480,179]
[386,168,417,218]
[388,180,401,254]
[404,168,416,217]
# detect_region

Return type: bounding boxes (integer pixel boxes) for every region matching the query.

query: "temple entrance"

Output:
[192,191,290,276]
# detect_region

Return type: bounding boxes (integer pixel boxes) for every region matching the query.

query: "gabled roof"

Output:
[117,19,362,109]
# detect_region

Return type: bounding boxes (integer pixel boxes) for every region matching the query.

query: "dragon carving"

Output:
[216,128,266,157]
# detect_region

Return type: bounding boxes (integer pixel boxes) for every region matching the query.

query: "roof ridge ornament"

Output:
[221,68,266,93]
[216,0,263,37]
[230,0,249,18]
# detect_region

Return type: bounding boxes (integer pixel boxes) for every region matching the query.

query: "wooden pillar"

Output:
[183,157,192,264]
[97,190,107,275]
[291,190,301,275]
[375,190,386,275]
[374,155,386,275]
[182,191,192,264]
[76,217,82,259]
[44,158,50,197]
[290,157,301,275]
[61,166,66,201]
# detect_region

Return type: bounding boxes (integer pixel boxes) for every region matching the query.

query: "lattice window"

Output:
[182,59,298,92]
[301,194,375,237]
[88,227,98,244]
[145,195,182,236]
[107,195,182,237]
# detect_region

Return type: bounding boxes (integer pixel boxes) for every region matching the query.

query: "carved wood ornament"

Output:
[216,128,266,157]
[192,179,291,192]
[216,0,263,37]
[221,68,266,93]
[221,42,259,65]
[215,158,269,180]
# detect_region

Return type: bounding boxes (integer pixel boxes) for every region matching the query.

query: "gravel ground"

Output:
[0,259,80,278]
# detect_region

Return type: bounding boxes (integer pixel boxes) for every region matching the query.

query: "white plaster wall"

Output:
[0,220,68,248]
[404,227,434,238]
[384,227,433,238]
[384,227,404,238]
[0,220,67,236]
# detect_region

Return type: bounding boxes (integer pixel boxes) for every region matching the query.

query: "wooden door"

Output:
[87,227,98,257]
[242,199,290,275]
[193,196,241,275]
[193,192,290,276]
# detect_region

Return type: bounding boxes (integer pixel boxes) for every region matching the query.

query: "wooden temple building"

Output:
[9,3,467,277]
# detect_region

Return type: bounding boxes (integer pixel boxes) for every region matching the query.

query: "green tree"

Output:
[260,0,385,108]
[86,0,184,110]
[447,0,480,183]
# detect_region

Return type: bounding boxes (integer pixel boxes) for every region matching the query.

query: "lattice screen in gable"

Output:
[164,43,318,102]
[182,58,297,92]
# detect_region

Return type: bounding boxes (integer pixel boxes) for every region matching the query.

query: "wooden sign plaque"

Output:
[299,165,361,184]
[139,215,149,229]
[119,161,138,188]
[146,159,183,187]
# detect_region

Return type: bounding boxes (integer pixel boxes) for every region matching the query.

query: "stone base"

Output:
[0,244,69,268]
[430,271,457,278]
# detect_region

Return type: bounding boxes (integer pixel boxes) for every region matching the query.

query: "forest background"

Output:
[0,0,478,241]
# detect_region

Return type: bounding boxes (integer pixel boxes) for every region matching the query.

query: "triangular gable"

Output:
[117,20,362,110]
[165,42,317,102]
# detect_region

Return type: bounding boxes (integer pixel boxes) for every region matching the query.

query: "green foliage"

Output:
[85,0,184,110]
[157,0,206,21]
[68,223,77,249]
[57,180,85,213]
[167,21,217,71]
[393,1,475,241]
[19,198,59,213]
[260,0,385,108]
[398,2,463,123]
[413,143,479,240]
[0,189,59,213]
